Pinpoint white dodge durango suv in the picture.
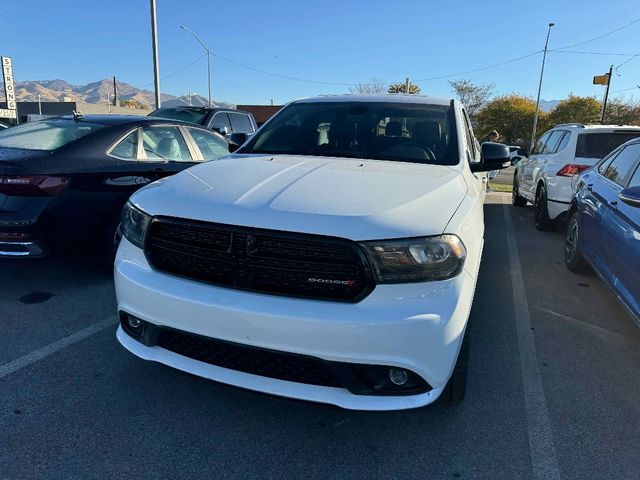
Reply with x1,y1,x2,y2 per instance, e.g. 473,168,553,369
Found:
513,124,640,230
114,95,510,411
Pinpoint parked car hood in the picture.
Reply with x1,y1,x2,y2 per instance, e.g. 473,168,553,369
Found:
132,155,468,240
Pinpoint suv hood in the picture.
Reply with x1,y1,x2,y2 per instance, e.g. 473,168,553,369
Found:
132,155,467,240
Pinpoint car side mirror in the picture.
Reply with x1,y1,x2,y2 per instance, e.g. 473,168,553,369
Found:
228,132,248,153
213,126,229,136
511,156,522,166
619,186,640,208
470,142,511,172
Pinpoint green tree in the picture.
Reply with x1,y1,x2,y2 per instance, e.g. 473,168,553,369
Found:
603,98,640,125
476,94,545,145
388,81,421,94
449,79,494,119
548,95,601,125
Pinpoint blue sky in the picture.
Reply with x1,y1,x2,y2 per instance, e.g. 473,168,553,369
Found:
2,0,639,105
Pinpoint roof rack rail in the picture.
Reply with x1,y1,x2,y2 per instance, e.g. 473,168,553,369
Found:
554,123,585,128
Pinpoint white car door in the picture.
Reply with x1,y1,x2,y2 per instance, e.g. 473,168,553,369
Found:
522,131,553,201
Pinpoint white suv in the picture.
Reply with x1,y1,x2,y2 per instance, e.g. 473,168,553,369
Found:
512,124,640,230
114,95,510,411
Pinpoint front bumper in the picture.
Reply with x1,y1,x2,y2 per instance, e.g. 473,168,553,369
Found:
0,240,45,257
114,238,477,411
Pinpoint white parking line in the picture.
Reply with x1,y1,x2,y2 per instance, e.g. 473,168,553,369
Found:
503,203,561,480
0,316,117,380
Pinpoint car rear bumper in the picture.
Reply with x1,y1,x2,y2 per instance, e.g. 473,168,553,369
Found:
114,238,477,411
547,197,570,221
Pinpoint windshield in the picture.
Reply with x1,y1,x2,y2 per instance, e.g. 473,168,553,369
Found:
240,101,459,166
0,119,107,151
576,132,640,159
149,107,209,125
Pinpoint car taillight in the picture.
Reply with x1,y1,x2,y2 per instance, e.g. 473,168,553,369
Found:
556,164,590,177
0,175,70,196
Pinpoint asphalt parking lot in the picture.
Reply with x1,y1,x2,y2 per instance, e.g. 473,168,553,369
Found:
1,193,639,480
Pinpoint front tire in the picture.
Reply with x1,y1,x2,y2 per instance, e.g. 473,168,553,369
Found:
534,184,556,231
565,211,590,273
512,175,527,207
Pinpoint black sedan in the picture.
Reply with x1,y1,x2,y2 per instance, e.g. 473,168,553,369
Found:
0,114,229,258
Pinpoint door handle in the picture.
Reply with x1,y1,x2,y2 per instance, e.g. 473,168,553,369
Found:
610,200,618,208
587,183,593,191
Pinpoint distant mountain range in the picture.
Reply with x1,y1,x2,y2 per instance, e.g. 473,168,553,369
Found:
539,100,561,112
0,78,233,108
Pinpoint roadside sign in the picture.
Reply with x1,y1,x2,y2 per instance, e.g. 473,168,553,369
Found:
593,74,609,85
1,56,17,119
0,108,16,118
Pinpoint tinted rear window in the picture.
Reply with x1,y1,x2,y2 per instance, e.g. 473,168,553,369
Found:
150,107,208,125
0,119,106,151
576,132,640,159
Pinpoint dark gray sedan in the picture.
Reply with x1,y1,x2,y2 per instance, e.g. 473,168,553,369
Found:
0,114,229,258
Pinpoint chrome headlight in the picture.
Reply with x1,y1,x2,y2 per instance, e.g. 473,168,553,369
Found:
361,234,466,283
121,201,152,249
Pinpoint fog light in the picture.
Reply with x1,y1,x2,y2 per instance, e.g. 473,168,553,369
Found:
388,368,408,386
128,316,142,329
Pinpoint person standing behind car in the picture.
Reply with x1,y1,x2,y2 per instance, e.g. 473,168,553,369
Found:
479,130,500,189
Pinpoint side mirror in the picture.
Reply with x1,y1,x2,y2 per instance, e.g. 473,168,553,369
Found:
213,126,229,136
619,186,640,208
510,156,522,166
228,132,248,153
470,142,511,172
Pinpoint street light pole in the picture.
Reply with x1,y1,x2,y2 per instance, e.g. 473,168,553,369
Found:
530,22,555,153
150,0,161,109
180,25,212,106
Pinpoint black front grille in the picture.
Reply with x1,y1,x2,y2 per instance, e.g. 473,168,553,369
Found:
145,218,373,301
156,328,341,387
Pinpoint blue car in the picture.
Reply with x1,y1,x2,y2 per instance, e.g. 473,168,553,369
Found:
566,137,640,324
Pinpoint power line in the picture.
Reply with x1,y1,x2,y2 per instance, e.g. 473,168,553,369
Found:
611,85,640,94
554,17,640,50
139,53,207,90
615,52,640,72
413,50,542,82
551,49,639,56
212,49,545,86
211,52,356,86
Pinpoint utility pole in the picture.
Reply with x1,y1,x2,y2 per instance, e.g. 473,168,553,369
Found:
150,0,161,108
113,76,118,107
600,65,613,124
37,93,42,115
530,22,555,153
405,77,410,94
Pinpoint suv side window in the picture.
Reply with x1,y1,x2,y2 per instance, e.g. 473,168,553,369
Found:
209,112,231,132
109,131,138,160
598,149,620,174
555,131,570,152
229,113,255,134
541,130,564,154
141,126,193,161
628,162,640,187
603,143,640,185
532,131,552,154
187,128,229,161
